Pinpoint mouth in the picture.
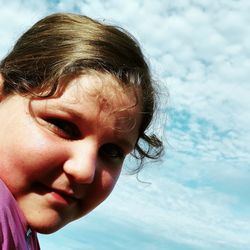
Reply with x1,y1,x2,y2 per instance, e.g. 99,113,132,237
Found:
51,189,77,205
36,183,78,206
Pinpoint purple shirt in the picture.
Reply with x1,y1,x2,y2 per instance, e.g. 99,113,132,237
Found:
0,179,40,250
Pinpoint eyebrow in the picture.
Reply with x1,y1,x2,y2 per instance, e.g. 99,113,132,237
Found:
58,105,88,120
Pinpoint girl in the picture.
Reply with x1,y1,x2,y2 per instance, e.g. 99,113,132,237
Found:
0,13,163,249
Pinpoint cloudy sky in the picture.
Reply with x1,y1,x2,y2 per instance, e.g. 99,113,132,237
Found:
0,0,249,249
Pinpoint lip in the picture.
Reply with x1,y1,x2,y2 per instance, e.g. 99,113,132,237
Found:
50,189,76,205
37,184,78,206
49,190,76,205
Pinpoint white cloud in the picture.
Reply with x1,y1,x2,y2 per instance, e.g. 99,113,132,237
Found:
0,0,49,58
1,0,250,249
92,172,250,249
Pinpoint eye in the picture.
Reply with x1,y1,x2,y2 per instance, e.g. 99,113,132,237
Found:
44,118,81,140
99,143,125,162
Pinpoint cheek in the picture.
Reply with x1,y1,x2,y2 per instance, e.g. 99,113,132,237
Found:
0,126,62,192
100,168,121,194
93,167,121,203
82,168,121,214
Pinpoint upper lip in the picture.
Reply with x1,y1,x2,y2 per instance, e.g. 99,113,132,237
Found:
39,181,86,201
53,188,79,201
41,183,80,201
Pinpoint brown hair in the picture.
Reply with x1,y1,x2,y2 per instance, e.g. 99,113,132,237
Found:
0,13,163,172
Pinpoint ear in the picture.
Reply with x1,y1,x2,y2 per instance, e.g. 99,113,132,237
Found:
0,73,5,101
0,73,3,83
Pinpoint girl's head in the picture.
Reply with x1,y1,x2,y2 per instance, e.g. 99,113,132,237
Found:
0,13,163,233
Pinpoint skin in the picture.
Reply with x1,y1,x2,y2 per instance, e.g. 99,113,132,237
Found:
0,72,141,234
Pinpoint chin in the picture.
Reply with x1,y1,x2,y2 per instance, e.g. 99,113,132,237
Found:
25,211,72,234
29,219,68,234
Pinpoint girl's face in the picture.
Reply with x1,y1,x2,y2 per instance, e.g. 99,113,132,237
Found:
0,72,141,233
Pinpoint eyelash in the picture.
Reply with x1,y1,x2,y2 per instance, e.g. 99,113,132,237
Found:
44,118,81,140
99,144,125,162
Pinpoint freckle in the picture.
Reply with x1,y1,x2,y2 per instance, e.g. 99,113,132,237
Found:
100,98,111,112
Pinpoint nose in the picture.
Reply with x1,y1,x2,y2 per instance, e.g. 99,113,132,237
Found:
63,138,98,184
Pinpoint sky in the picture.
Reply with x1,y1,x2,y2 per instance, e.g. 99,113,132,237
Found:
0,0,249,249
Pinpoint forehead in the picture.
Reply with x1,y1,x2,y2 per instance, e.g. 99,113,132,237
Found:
62,72,140,109
49,72,142,134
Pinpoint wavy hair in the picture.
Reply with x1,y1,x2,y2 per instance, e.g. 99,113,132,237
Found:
0,13,163,172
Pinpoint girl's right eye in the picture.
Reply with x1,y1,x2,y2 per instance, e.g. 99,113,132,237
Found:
44,118,81,140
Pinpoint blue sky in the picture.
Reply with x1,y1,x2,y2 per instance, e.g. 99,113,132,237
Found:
0,0,250,249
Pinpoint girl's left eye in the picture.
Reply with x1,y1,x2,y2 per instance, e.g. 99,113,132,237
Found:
99,143,125,162
45,118,81,140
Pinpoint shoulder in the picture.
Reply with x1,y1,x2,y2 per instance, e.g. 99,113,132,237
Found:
0,178,25,228
0,179,40,250
0,179,26,249
0,179,14,211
